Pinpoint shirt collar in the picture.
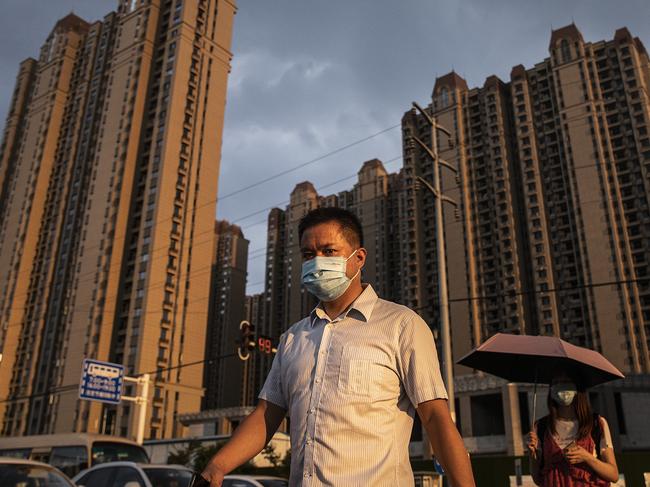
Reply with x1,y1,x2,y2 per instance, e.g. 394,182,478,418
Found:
310,284,378,326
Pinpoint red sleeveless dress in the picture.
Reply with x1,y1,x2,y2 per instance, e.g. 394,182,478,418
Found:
540,428,610,486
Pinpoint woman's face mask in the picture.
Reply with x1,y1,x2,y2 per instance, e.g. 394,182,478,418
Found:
301,249,360,302
551,382,578,406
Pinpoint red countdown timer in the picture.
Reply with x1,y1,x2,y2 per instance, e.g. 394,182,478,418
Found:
257,335,276,354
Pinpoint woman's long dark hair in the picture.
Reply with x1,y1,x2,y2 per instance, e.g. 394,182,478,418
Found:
547,389,593,439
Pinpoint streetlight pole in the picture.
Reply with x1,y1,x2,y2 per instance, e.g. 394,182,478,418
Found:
411,101,457,424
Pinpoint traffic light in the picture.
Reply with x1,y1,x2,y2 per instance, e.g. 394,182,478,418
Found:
237,320,256,361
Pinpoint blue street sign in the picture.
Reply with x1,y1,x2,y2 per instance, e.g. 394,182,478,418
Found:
79,358,124,404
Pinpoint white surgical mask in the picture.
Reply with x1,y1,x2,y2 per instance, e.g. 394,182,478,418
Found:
301,250,360,302
551,383,578,406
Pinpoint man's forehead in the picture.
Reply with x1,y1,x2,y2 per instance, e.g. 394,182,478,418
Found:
301,240,340,250
301,224,348,244
302,222,343,237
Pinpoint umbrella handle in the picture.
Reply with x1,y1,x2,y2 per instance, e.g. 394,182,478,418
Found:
531,367,538,431
531,381,537,431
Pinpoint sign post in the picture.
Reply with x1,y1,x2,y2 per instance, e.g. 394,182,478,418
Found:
121,373,150,445
79,359,150,444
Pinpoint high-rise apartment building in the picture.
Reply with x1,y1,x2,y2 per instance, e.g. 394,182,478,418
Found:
403,24,650,375
0,0,236,439
204,221,248,410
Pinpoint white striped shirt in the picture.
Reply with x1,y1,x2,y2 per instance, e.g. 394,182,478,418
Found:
259,285,448,486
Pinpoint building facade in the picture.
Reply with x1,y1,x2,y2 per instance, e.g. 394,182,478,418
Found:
404,24,650,458
425,25,650,375
203,221,249,411
0,0,236,440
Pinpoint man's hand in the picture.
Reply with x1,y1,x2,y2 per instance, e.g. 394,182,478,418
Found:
200,463,225,487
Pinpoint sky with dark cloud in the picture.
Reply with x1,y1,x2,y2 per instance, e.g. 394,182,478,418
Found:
1,1,649,294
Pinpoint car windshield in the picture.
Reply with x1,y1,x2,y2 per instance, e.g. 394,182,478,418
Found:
142,467,193,487
91,442,149,465
257,481,289,487
0,464,72,487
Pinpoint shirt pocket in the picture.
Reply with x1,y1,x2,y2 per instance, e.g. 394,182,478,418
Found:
338,344,393,399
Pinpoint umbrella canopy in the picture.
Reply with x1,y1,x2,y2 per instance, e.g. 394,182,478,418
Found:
457,333,625,388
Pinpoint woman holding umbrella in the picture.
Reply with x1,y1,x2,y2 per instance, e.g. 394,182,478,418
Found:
458,333,625,486
526,372,619,486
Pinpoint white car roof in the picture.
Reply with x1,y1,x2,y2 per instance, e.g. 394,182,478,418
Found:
0,457,58,468
139,464,192,469
73,461,192,480
225,475,288,480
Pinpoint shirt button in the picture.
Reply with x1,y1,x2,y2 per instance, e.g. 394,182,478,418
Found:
310,407,315,413
304,473,310,478
315,378,321,383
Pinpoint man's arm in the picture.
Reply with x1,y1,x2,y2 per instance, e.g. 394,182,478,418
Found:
201,399,287,486
418,398,475,487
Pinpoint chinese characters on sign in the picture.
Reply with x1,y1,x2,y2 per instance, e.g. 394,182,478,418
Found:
79,358,124,404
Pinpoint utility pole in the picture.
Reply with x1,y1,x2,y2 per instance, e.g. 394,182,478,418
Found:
410,101,458,424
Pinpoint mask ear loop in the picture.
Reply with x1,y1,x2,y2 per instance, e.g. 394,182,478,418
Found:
346,249,362,282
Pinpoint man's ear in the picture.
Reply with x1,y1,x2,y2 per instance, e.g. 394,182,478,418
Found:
356,247,367,267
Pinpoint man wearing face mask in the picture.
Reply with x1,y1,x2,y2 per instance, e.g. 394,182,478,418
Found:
526,373,619,486
200,207,475,486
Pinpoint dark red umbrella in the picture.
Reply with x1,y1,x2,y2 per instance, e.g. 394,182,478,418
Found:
457,333,625,425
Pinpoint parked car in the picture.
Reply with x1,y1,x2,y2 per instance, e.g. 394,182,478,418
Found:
222,475,289,487
0,432,149,478
0,457,75,487
73,461,193,487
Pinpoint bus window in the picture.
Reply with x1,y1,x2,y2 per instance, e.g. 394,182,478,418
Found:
50,445,88,478
30,450,51,464
91,442,148,465
0,449,31,459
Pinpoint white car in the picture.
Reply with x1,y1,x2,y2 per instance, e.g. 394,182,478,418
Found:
0,457,75,487
73,461,193,487
222,475,289,487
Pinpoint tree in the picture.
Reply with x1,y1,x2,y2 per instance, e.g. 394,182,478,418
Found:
167,440,201,468
192,443,223,472
261,444,281,468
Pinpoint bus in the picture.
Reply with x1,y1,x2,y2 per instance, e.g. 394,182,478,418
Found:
0,433,148,478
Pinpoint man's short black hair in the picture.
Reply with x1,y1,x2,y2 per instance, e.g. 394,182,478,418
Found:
298,207,364,248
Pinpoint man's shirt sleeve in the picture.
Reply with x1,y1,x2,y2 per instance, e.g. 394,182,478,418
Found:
397,312,448,406
258,332,288,409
